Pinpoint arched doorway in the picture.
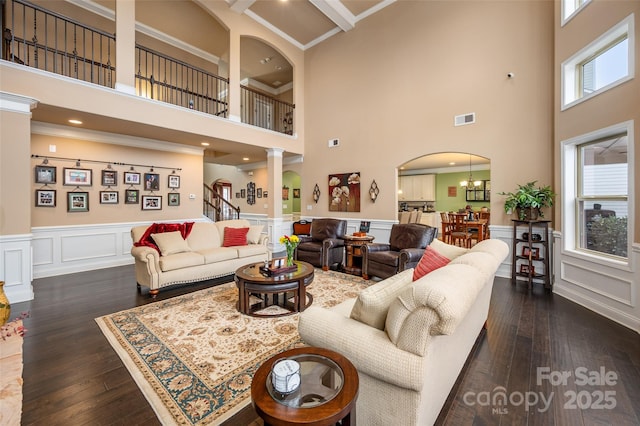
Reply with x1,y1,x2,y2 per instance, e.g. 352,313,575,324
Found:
398,152,490,234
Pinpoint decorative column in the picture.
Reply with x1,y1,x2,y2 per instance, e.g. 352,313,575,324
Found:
0,92,37,303
266,148,285,252
114,0,136,94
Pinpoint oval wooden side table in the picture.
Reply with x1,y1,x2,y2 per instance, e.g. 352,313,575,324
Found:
251,346,359,426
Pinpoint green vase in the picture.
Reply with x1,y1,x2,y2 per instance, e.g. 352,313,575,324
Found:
0,281,10,326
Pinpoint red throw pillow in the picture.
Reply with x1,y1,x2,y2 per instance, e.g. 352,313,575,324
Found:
223,227,249,247
134,222,195,252
413,246,451,281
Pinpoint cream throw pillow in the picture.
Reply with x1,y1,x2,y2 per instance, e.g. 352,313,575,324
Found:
151,231,191,256
430,238,469,260
246,225,264,244
350,269,414,330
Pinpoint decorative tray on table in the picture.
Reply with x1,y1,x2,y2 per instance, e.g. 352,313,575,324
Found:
259,259,297,276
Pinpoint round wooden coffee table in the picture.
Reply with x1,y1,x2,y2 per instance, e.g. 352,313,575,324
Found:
251,346,359,426
235,261,314,317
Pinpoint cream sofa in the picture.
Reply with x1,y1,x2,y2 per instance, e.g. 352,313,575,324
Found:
131,219,269,297
298,238,509,425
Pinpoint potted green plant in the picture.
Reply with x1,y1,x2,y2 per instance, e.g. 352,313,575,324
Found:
500,181,555,220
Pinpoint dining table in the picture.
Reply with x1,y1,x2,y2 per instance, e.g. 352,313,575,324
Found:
442,213,488,245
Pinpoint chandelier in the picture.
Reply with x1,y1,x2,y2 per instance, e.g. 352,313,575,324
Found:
460,154,482,188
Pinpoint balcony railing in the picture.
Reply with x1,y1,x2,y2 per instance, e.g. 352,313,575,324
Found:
1,0,115,87
2,0,293,133
241,85,295,135
135,45,228,117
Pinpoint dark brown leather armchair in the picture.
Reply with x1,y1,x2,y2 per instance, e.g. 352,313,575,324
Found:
362,223,438,280
294,218,347,270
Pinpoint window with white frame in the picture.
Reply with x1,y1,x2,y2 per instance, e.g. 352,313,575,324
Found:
577,134,628,259
562,14,634,109
562,0,590,24
563,123,632,262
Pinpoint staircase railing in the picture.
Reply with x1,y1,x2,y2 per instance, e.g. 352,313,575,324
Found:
203,183,240,222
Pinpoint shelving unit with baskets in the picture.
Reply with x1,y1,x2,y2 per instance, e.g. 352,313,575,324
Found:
511,219,551,290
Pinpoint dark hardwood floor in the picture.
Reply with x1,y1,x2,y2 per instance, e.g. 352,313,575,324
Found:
10,265,640,426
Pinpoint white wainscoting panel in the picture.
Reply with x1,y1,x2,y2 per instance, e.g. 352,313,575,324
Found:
0,233,33,303
554,231,639,333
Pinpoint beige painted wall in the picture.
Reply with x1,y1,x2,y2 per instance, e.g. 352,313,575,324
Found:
302,0,555,227
0,108,32,235
31,135,203,226
554,0,639,241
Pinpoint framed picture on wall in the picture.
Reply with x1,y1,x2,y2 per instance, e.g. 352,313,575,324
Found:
101,170,118,186
293,188,300,198
168,175,180,189
63,168,92,186
141,195,162,210
125,189,139,204
100,191,119,204
67,192,89,212
168,193,180,206
35,165,57,184
143,173,160,191
124,171,141,185
257,188,263,198
35,189,56,207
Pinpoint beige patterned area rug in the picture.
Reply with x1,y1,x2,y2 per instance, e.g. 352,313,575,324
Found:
96,270,370,425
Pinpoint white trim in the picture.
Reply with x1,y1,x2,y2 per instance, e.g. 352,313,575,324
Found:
561,0,592,27
0,92,38,113
309,0,356,32
244,10,306,51
560,120,634,266
31,122,205,156
240,78,293,97
561,13,635,110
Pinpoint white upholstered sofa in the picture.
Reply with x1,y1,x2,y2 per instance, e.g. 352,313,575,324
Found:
131,219,269,297
298,238,509,425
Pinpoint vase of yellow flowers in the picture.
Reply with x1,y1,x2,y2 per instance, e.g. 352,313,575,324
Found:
279,234,300,266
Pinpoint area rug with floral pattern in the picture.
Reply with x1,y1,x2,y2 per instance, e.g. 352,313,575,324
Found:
95,269,370,425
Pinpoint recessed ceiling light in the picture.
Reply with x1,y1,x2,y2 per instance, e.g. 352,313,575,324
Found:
243,157,249,161
259,57,272,65
449,162,456,166
201,142,210,146
273,81,282,86
275,65,282,71
68,119,82,125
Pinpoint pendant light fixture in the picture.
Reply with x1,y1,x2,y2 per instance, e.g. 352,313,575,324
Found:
460,154,482,188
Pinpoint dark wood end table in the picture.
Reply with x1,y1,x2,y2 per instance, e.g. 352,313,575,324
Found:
251,346,359,426
341,234,375,276
235,261,314,317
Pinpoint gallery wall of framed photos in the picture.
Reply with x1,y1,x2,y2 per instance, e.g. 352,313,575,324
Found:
31,134,203,227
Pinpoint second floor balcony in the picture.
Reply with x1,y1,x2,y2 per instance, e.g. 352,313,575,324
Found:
1,0,295,136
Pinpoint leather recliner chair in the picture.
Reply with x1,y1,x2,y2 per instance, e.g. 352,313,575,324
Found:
294,218,347,270
362,223,438,280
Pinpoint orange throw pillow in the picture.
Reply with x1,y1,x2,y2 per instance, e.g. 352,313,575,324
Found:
223,227,249,247
413,246,451,281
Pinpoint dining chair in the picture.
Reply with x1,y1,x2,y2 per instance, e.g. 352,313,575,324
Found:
439,212,451,244
408,209,418,224
479,211,490,239
450,213,473,248
399,211,411,224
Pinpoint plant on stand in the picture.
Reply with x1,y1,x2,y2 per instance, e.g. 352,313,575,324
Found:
279,234,300,266
500,181,556,220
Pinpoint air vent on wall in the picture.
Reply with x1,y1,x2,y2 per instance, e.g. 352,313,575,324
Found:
454,112,476,126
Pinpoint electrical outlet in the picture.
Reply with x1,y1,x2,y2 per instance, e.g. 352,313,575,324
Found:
328,138,339,147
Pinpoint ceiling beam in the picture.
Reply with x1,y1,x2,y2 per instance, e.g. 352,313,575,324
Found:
309,0,355,32
229,0,256,14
